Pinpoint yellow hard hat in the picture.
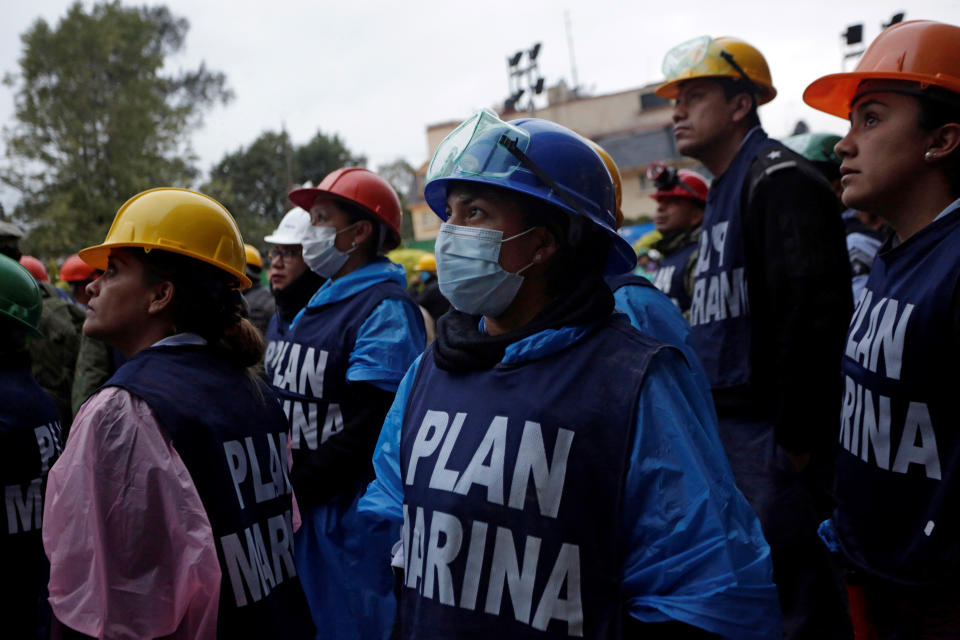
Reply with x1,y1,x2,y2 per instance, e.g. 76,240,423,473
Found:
244,243,263,269
804,20,960,119
79,188,252,289
656,36,777,105
415,253,436,272
587,140,624,229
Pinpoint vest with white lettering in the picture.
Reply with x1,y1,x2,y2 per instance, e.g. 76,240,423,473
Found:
269,281,412,468
834,208,960,585
652,240,697,312
688,130,778,389
264,311,291,382
398,318,666,638
106,345,314,638
0,363,62,635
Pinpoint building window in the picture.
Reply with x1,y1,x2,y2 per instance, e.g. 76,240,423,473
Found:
640,92,670,111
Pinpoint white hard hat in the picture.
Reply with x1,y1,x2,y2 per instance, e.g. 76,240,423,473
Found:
264,207,311,244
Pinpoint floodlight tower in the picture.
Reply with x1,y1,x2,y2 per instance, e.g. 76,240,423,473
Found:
842,11,905,70
504,43,546,116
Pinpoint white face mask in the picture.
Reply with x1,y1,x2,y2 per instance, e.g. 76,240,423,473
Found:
435,222,535,317
301,224,356,278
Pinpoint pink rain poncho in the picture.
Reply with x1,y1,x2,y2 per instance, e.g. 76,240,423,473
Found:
43,387,221,639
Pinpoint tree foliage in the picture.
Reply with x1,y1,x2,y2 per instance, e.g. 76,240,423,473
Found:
2,1,232,255
376,158,418,242
202,129,365,246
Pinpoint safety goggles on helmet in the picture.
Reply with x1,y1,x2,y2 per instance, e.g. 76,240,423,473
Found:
663,36,759,97
427,109,591,221
427,109,531,182
647,164,701,199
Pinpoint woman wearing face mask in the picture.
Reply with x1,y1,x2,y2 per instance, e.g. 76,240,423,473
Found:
262,206,326,380
42,188,314,639
360,112,781,638
270,167,426,638
804,20,960,637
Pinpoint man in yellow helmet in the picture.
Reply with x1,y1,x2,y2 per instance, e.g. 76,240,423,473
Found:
658,36,854,638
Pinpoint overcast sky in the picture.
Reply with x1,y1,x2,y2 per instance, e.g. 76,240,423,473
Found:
3,0,960,210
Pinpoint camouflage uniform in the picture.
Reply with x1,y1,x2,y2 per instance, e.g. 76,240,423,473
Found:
28,281,84,435
243,279,276,336
71,333,118,415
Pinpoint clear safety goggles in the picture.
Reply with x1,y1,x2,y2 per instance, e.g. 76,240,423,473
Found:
426,109,532,182
427,108,591,219
662,35,756,90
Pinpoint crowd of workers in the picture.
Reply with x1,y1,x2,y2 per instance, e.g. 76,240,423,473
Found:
1,19,958,640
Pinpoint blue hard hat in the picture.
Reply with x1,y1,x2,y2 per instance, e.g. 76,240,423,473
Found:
424,112,637,274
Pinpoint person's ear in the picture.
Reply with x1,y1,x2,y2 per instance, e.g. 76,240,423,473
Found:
529,227,559,267
350,220,374,249
729,92,754,124
926,122,960,161
147,280,175,316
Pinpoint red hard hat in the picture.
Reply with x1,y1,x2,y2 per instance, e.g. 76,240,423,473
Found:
19,255,49,282
651,169,709,204
288,168,403,251
59,254,97,283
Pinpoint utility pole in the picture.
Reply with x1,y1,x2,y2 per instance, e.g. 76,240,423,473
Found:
565,10,580,98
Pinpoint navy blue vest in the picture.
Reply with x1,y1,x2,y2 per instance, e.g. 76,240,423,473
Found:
689,129,777,389
0,364,62,635
398,319,666,638
107,346,314,638
834,208,960,585
264,311,291,383
268,281,412,470
652,241,698,312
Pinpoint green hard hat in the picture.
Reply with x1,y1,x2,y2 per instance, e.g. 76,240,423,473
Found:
0,253,43,336
782,133,842,166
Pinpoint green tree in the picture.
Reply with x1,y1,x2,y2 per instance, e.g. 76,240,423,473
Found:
377,158,418,243
202,130,296,245
296,131,365,186
203,128,366,247
2,1,232,255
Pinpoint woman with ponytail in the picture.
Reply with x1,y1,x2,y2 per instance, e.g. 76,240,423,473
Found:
43,188,314,639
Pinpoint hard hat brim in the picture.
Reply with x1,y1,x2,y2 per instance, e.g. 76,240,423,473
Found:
655,75,777,105
263,232,303,245
288,187,402,251
804,71,960,119
79,242,253,290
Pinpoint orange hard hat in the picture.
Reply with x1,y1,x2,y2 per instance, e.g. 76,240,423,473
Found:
288,168,403,251
804,20,960,118
19,255,48,282
59,254,97,283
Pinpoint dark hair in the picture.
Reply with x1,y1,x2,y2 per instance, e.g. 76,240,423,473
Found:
0,244,21,262
338,200,384,260
916,89,960,197
134,249,265,371
516,193,610,298
718,77,761,130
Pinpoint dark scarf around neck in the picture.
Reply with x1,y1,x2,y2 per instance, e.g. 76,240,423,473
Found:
433,277,614,373
273,269,326,321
